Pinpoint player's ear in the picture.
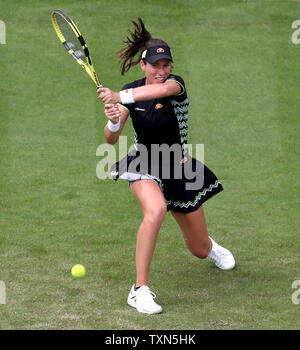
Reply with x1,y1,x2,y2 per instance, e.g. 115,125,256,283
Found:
140,59,146,72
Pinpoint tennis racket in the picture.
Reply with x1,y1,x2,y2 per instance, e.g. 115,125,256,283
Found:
51,9,102,88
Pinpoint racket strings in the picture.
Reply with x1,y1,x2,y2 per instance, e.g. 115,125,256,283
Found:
54,13,85,61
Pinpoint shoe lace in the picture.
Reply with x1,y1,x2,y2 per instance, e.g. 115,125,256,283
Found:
139,287,157,301
215,246,227,258
210,245,228,263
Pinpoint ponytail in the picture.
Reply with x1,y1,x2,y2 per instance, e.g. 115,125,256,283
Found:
118,18,152,75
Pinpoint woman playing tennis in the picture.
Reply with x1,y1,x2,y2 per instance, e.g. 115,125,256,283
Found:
98,18,235,314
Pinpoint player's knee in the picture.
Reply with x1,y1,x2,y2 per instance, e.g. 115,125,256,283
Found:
144,204,167,226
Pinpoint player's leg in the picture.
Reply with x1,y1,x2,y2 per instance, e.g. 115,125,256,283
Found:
171,206,235,270
171,205,212,258
130,179,167,287
127,179,165,314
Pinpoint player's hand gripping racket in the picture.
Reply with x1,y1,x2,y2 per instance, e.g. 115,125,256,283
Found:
51,9,103,88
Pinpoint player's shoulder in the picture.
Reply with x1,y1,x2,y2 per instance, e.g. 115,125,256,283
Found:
166,74,185,86
122,77,146,90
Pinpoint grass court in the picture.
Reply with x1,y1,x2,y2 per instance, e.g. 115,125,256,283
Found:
0,0,299,330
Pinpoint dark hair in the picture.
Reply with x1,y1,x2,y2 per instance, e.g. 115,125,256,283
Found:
118,18,170,75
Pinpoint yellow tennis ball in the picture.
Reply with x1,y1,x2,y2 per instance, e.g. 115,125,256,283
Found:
71,264,86,278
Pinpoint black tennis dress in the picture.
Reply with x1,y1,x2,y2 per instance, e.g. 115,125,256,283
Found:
110,74,223,214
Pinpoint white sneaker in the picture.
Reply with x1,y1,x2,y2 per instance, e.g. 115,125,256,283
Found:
127,285,163,314
208,237,236,270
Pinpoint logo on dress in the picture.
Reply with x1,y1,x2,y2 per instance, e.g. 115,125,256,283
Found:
155,103,163,109
156,48,165,53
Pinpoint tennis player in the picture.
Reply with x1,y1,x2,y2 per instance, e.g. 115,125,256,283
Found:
97,18,235,314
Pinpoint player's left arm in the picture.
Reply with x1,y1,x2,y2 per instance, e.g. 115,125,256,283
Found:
130,80,181,101
97,80,181,104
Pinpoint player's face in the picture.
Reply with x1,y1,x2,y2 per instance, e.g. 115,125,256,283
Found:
141,59,172,84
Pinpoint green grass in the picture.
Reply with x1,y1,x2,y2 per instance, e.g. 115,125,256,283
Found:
0,0,300,330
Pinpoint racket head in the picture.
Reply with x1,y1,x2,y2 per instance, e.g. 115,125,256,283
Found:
51,9,102,87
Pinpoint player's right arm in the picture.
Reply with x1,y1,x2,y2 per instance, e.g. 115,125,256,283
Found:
104,104,129,145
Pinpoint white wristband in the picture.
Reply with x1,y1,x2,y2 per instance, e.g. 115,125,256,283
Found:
107,118,121,132
120,88,135,104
